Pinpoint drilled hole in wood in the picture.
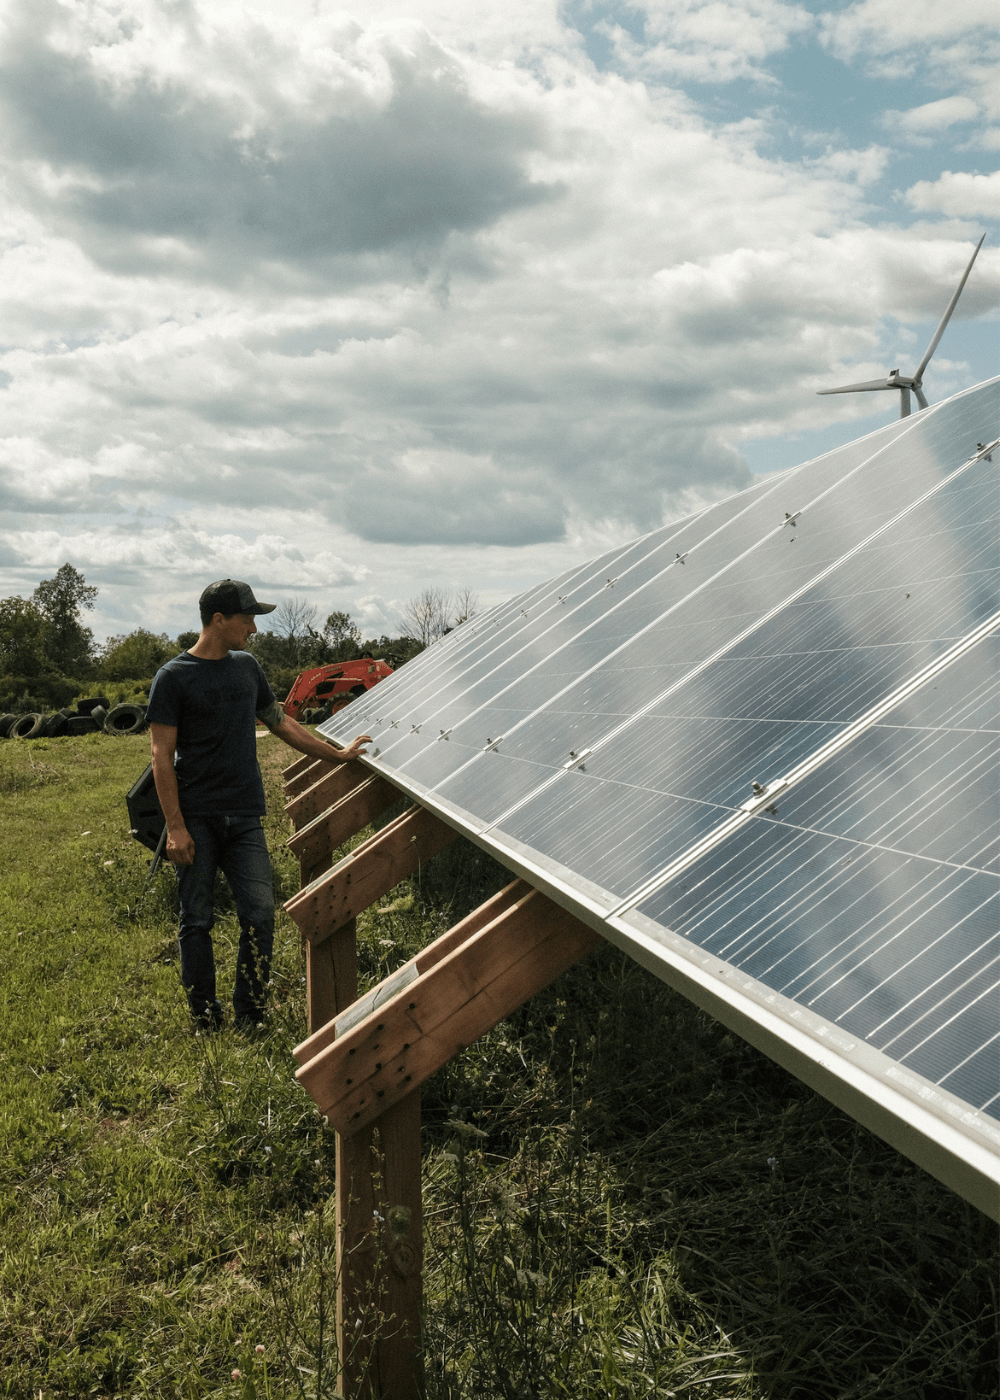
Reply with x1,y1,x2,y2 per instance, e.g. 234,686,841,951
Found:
346,1078,353,1085
375,1063,382,1071
403,1043,410,1050
408,1003,416,1010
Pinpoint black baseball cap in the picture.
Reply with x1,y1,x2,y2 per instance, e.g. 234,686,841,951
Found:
199,579,276,616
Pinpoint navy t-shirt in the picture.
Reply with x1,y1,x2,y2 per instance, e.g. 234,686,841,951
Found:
146,650,276,816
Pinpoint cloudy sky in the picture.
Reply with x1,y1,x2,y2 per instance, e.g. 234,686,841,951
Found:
0,0,996,643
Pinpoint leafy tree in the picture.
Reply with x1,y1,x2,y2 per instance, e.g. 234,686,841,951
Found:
362,634,424,668
176,631,199,651
100,629,178,680
323,610,362,661
32,564,97,675
0,597,50,677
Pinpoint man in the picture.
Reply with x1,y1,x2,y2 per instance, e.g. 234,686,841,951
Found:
147,579,370,1031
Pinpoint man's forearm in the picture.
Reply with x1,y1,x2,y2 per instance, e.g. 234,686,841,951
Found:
151,749,186,831
273,714,347,760
272,714,370,762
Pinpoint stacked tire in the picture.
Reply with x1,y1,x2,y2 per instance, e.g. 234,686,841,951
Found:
104,703,147,736
0,697,148,739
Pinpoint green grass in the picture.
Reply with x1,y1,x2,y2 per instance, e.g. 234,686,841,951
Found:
0,732,996,1399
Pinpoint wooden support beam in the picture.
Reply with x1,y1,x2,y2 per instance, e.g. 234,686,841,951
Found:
286,758,370,831
283,752,318,783
305,919,358,1035
296,880,529,1065
300,873,421,1399
284,754,337,797
337,1096,423,1400
286,775,400,876
297,887,601,1136
286,803,458,946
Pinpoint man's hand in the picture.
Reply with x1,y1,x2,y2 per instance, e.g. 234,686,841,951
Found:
166,826,196,865
337,734,372,762
271,713,372,763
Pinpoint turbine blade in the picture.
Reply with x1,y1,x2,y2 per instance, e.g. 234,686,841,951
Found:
913,233,986,385
914,385,929,411
817,379,897,395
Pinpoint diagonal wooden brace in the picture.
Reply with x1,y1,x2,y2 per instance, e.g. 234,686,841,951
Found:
284,753,338,798
295,886,601,1136
287,774,400,875
283,753,318,783
295,879,530,1065
285,758,370,831
286,803,458,945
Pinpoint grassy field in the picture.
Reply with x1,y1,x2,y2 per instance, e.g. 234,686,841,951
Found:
0,731,996,1399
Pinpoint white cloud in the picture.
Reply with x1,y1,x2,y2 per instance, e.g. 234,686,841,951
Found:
820,0,999,122
0,2,554,283
905,170,1000,219
819,0,996,60
0,0,997,641
595,0,813,84
882,96,980,144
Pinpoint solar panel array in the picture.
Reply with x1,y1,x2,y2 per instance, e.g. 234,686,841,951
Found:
321,378,1000,1211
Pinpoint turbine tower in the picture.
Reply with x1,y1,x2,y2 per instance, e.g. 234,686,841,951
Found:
818,233,986,418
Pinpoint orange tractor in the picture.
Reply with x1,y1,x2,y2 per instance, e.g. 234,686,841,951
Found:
281,658,393,723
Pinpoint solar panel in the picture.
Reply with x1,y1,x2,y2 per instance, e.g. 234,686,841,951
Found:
321,378,1000,1214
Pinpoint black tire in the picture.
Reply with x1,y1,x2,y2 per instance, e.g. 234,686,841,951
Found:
77,696,111,716
0,713,18,738
44,712,70,737
90,705,108,729
10,712,45,739
67,715,99,736
104,703,147,736
349,685,366,697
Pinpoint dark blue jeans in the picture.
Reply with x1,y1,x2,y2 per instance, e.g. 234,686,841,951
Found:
174,815,274,1025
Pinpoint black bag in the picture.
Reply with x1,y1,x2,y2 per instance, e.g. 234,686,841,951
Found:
126,764,165,853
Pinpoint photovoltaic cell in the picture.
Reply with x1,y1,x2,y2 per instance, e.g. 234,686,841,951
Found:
320,378,1000,1195
630,821,999,1115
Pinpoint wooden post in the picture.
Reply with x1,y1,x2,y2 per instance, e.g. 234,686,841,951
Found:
305,919,357,1035
286,758,425,1400
283,756,598,1400
337,1094,422,1400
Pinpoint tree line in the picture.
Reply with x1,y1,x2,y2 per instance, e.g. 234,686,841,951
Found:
0,567,478,711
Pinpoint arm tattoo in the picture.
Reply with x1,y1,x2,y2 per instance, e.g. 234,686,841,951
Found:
257,700,286,733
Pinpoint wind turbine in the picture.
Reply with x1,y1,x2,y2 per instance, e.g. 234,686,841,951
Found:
818,233,986,418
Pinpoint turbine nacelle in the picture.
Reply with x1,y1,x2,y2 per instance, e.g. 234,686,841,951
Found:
818,234,985,418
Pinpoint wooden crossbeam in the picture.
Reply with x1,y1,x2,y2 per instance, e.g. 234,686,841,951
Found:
284,753,337,797
285,804,458,946
296,880,530,1064
286,775,400,876
296,887,601,1136
283,753,318,783
285,758,369,831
